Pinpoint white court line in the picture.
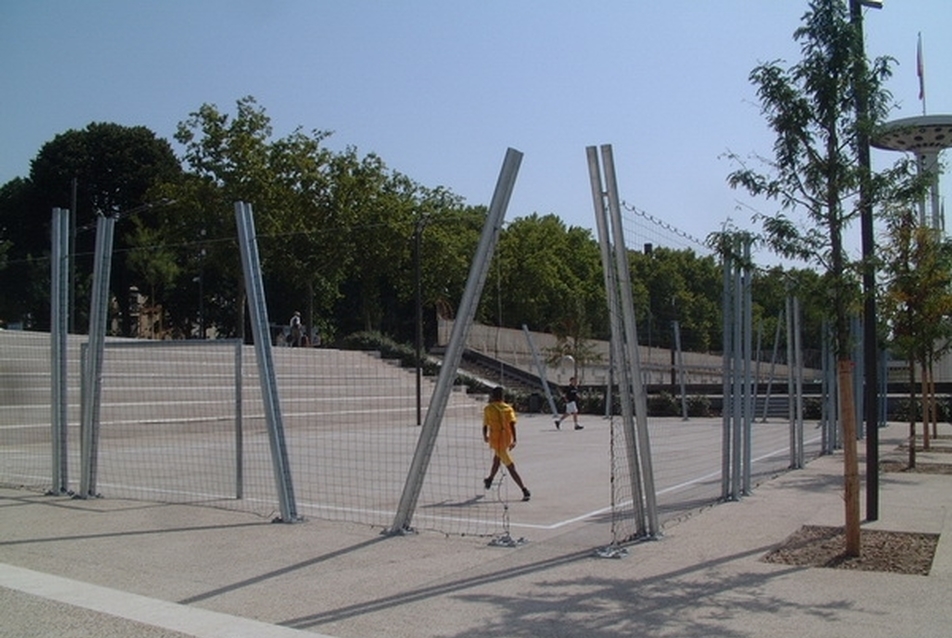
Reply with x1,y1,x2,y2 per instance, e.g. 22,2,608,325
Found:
0,402,472,429
3,435,823,535
0,563,332,638
329,436,798,533
490,433,825,532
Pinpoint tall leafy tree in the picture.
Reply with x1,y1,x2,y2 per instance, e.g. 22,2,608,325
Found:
264,125,338,337
163,96,343,339
630,247,722,353
158,98,267,339
331,151,415,334
0,177,34,325
473,213,607,377
164,96,468,343
727,0,907,556
357,179,481,341
751,266,826,367
387,188,478,345
482,213,604,339
0,123,180,332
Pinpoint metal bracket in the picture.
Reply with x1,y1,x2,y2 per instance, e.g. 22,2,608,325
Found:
489,532,529,548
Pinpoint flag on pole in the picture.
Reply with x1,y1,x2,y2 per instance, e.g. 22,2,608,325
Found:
917,32,925,103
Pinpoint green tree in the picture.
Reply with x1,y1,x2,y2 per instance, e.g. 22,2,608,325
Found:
0,123,180,332
125,221,182,334
881,208,952,464
165,96,476,345
727,0,905,556
415,203,485,341
163,96,346,339
0,177,35,325
393,190,479,346
630,247,722,353
331,151,416,334
264,125,338,339
752,266,826,365
483,213,604,337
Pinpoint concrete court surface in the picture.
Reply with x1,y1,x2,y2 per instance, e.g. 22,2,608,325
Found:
1,421,951,638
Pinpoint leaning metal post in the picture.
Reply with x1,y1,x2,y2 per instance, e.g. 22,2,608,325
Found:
523,325,559,417
389,148,522,535
235,202,298,522
50,208,70,494
588,145,646,543
78,213,115,498
721,243,733,499
600,144,659,538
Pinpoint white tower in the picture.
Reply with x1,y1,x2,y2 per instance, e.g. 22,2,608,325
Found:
872,115,952,232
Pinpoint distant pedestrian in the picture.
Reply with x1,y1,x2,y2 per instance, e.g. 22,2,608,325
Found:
483,386,531,501
555,376,583,430
289,311,303,347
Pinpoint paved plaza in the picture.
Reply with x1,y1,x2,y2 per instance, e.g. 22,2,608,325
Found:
2,422,951,638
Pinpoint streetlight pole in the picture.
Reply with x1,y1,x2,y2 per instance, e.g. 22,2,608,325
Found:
414,214,428,426
69,177,77,334
850,0,881,521
197,261,204,338
199,229,206,338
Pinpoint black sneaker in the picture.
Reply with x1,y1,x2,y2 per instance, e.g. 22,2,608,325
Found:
554,419,561,430
522,489,531,502
574,424,584,430
484,477,493,490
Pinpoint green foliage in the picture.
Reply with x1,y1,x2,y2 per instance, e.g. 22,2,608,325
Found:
561,388,711,418
687,395,713,418
803,397,822,421
629,246,722,352
891,396,952,423
481,213,606,338
752,266,826,353
0,123,181,332
881,209,952,368
725,2,916,552
648,392,680,417
126,221,182,307
0,91,873,365
339,331,438,376
725,0,904,360
879,204,952,424
166,96,339,338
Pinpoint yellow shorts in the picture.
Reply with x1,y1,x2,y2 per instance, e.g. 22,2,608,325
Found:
492,445,514,466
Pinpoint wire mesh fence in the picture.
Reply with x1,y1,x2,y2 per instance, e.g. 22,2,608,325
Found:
0,330,82,493
1,328,823,544
0,331,499,534
1,155,839,553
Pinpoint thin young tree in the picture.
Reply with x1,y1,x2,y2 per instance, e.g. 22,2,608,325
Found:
881,208,952,465
726,0,899,557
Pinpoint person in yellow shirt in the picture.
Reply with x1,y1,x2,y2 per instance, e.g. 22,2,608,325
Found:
483,386,531,501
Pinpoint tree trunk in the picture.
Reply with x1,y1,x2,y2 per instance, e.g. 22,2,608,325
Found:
921,361,931,450
307,281,315,347
929,360,938,441
908,361,917,469
838,358,861,557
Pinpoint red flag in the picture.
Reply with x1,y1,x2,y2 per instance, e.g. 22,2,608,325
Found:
917,33,925,102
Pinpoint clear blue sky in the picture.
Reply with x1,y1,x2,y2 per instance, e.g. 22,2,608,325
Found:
2,1,949,260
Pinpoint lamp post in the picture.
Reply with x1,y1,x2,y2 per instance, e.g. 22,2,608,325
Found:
198,229,206,338
193,230,206,339
849,0,881,521
414,214,429,426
